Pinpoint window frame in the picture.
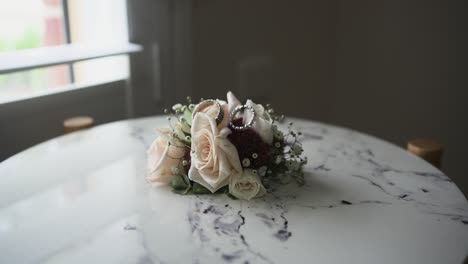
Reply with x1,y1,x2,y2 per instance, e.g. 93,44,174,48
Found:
62,0,75,83
0,0,142,105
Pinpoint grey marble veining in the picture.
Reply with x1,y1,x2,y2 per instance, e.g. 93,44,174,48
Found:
0,116,467,264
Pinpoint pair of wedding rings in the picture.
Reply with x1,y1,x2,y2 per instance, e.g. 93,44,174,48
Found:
192,100,256,131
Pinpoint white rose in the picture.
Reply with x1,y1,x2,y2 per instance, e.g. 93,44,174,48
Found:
188,112,243,192
147,128,186,185
229,169,267,200
227,91,241,113
244,100,273,144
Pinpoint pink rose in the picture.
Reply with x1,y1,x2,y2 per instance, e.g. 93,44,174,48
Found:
188,112,243,192
147,128,186,185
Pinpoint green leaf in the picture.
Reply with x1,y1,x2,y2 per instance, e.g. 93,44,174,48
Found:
227,193,239,200
192,183,212,194
215,185,229,194
172,187,191,195
171,177,188,190
183,108,193,126
180,173,192,188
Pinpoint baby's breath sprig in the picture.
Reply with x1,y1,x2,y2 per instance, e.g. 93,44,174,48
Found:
163,98,195,149
164,97,209,195
262,120,307,187
265,104,285,124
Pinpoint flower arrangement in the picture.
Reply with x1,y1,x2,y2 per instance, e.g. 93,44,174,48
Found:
146,92,307,200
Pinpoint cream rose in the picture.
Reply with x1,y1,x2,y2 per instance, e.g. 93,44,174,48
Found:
244,100,273,144
147,128,186,185
229,169,266,200
188,112,242,192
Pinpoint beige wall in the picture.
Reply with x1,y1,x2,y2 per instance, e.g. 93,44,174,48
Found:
191,0,468,195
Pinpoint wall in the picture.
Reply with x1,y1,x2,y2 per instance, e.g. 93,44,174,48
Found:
191,0,468,194
127,0,193,116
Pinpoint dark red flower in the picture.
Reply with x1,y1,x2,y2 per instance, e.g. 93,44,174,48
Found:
228,118,270,169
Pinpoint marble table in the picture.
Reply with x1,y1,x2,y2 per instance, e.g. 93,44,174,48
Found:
1,116,467,264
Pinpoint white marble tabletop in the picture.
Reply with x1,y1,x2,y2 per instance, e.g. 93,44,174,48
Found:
0,116,467,264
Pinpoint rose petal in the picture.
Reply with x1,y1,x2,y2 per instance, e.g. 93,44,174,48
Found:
227,91,241,113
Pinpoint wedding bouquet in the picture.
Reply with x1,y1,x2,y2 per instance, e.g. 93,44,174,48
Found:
146,92,306,200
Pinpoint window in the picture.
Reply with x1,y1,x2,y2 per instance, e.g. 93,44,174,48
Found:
0,0,131,103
